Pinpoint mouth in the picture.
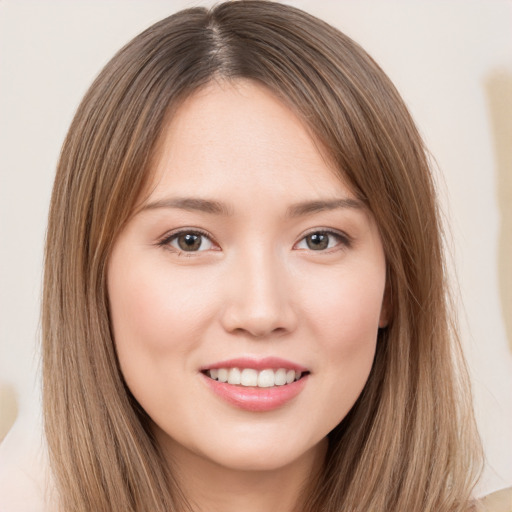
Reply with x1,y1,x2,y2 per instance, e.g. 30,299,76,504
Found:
200,358,310,412
202,367,309,388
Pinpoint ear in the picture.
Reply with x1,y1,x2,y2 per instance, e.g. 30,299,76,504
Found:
378,276,392,328
378,306,389,328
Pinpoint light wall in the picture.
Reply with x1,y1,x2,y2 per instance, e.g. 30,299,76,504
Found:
0,0,511,497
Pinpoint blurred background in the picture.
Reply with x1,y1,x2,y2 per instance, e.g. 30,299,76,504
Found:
1,0,511,496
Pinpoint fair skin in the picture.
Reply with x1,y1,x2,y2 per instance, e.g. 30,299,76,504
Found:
108,80,387,512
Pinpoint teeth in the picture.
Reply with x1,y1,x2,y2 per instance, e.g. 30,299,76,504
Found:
207,367,305,387
227,368,241,385
241,368,258,386
258,369,274,388
274,368,287,386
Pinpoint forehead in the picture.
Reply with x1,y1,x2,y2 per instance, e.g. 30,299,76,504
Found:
145,79,354,206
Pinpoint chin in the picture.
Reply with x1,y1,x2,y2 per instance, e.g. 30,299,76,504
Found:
195,434,327,474
211,450,300,472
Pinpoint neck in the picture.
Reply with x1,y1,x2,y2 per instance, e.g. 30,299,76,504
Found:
156,432,327,512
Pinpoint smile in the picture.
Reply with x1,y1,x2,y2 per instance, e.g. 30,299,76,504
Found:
201,357,310,412
204,368,304,388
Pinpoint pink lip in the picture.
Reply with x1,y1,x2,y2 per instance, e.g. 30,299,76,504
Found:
200,357,308,373
199,357,310,412
201,373,309,412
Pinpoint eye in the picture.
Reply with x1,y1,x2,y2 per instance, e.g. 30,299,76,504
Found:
160,230,215,253
295,230,348,251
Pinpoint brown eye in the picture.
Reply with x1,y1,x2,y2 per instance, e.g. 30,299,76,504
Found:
306,232,329,250
177,233,202,251
295,230,348,251
165,231,214,252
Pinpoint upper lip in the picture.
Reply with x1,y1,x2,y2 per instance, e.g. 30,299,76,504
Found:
200,357,309,373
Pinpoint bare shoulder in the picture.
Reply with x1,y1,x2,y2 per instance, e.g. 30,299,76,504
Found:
479,487,512,512
0,418,56,512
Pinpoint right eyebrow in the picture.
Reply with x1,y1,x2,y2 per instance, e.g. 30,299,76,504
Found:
141,197,234,216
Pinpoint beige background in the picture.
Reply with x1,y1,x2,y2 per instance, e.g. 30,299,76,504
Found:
0,0,511,497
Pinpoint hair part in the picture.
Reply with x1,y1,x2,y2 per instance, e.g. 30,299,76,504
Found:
43,2,482,511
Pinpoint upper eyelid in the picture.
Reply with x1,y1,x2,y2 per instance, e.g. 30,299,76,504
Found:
296,228,351,244
158,228,218,247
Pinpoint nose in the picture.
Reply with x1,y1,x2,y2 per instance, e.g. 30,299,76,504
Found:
220,249,298,338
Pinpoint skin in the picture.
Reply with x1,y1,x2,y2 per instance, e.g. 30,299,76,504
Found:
108,80,388,512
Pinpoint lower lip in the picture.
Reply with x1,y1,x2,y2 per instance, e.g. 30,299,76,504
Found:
201,373,308,412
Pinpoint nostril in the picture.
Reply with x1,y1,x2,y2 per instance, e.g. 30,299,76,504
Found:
220,278,298,337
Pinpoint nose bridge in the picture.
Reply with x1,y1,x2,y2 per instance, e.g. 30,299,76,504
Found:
221,243,296,337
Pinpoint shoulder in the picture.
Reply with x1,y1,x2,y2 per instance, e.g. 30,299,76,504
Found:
479,487,512,512
0,418,56,512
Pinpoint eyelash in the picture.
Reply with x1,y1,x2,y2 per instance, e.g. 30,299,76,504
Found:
157,228,352,256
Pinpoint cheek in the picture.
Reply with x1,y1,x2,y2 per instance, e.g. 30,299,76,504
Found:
299,261,385,412
107,256,222,422
107,255,222,386
303,261,385,346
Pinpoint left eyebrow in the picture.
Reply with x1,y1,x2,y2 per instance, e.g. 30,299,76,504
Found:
285,198,365,218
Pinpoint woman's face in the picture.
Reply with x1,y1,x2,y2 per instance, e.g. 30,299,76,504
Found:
108,80,387,473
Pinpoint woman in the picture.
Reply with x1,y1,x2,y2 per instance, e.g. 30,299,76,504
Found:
35,1,492,511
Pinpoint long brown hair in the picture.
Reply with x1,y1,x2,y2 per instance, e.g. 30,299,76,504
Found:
42,2,482,510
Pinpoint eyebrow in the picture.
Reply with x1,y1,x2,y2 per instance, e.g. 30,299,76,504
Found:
143,197,233,216
285,198,364,217
142,196,364,217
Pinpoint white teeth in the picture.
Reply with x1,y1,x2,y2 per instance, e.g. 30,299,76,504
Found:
274,368,287,386
207,367,305,387
258,369,275,388
241,368,258,386
227,368,241,385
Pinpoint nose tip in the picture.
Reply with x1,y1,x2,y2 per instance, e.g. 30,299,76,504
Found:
221,291,297,338
222,308,290,338
220,258,297,338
